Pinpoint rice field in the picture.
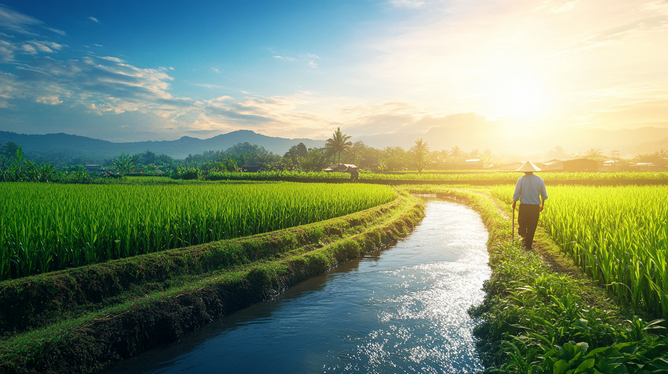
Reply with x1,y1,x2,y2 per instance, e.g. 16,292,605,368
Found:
492,185,668,318
0,182,397,280
205,170,668,182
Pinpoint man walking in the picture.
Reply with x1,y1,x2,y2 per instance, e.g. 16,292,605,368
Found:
512,161,548,250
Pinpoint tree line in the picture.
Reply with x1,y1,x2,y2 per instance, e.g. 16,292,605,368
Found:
4,128,667,180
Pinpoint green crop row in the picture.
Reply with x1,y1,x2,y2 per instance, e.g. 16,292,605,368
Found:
492,185,668,319
203,170,668,181
0,182,397,280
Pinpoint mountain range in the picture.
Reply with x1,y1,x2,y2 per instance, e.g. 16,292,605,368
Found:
2,114,668,163
0,130,324,161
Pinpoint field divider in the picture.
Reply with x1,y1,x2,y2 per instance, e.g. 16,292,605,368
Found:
0,191,424,374
0,194,408,336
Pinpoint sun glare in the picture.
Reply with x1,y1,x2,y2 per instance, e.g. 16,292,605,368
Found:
488,74,547,119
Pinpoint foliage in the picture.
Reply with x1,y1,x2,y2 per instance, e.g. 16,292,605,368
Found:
410,138,430,174
473,243,668,374
325,127,353,165
0,182,397,279
300,148,329,172
0,147,56,182
493,185,668,320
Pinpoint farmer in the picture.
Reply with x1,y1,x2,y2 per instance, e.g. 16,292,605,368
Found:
512,161,548,250
348,166,359,182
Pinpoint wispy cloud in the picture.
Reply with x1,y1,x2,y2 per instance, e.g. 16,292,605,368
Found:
389,0,426,9
0,4,42,36
0,39,16,60
87,16,100,24
193,83,228,89
0,4,65,36
642,0,668,15
538,18,668,64
273,55,296,61
273,53,319,68
100,56,123,63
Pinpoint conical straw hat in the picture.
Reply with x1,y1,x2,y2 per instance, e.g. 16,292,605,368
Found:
516,161,542,172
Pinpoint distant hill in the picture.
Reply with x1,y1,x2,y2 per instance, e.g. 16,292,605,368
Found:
0,130,325,162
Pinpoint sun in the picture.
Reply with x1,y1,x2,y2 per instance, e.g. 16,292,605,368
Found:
487,74,547,119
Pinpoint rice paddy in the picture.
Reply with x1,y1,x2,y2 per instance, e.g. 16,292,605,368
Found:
0,182,397,280
204,170,668,182
492,185,668,318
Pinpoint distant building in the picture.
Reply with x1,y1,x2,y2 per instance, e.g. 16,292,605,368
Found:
497,162,522,171
464,159,483,169
630,162,668,171
538,158,598,172
241,162,264,172
85,165,103,174
324,164,357,172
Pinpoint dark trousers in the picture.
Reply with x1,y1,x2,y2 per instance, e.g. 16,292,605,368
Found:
518,204,540,249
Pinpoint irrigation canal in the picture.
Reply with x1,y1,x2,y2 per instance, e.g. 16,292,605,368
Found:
104,197,491,373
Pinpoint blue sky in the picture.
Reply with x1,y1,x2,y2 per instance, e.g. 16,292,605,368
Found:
0,0,667,143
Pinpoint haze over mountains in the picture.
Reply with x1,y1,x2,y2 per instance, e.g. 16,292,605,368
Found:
0,130,324,161
2,113,668,162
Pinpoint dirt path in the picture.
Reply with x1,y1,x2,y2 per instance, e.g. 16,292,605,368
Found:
473,190,582,277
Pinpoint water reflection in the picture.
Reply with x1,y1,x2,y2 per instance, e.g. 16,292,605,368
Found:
104,200,490,374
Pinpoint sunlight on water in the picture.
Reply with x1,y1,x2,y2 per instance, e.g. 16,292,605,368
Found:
104,199,491,374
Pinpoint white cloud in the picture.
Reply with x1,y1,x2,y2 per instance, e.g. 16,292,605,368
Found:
389,0,426,9
100,56,124,63
193,83,228,89
0,5,66,36
87,16,100,24
273,55,296,61
0,4,42,35
94,43,103,47
642,0,668,15
21,44,37,54
43,27,66,36
212,67,220,73
35,95,63,105
0,39,16,60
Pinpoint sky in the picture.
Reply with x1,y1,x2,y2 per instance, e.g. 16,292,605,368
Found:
0,0,666,144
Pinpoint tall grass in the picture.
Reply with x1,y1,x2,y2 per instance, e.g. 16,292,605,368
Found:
0,182,397,280
492,185,668,318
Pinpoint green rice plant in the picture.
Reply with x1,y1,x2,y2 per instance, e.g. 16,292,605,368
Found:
0,182,397,280
491,185,668,319
205,170,668,182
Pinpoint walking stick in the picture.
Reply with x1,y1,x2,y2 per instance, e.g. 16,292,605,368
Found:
512,206,515,241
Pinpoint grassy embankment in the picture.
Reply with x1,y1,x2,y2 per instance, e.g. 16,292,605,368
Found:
0,189,424,374
399,185,668,373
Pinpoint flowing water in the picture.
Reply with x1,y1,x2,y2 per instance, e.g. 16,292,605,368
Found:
104,198,491,374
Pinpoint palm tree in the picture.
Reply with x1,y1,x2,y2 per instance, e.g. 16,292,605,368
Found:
411,139,430,174
325,127,352,165
584,148,603,158
450,146,463,162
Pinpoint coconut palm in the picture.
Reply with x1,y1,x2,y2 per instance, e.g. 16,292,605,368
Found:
325,127,352,165
450,146,464,162
584,148,603,158
411,139,430,174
